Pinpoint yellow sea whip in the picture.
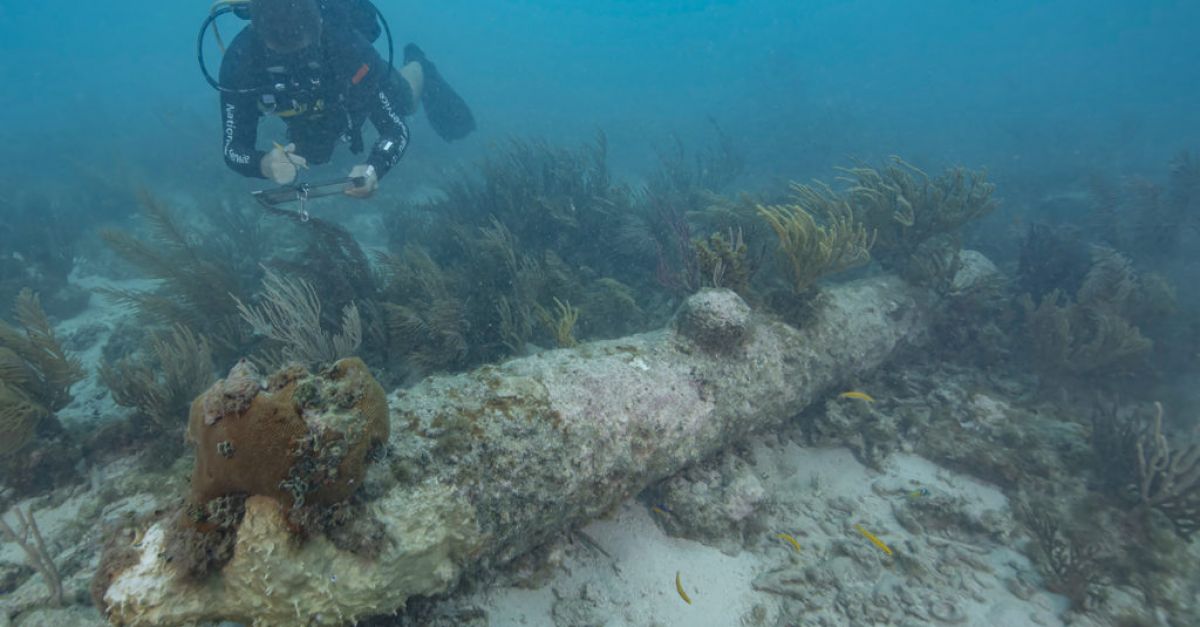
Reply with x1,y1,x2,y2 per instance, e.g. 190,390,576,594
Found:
675,571,692,604
855,524,893,556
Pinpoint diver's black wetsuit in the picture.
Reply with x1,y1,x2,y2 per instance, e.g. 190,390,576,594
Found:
218,21,412,179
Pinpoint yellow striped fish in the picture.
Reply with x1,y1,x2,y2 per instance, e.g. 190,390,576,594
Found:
776,532,802,553
855,524,893,556
838,391,876,403
675,571,692,604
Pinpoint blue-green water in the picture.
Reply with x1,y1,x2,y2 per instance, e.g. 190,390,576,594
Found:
1,1,1199,625
2,1,1197,185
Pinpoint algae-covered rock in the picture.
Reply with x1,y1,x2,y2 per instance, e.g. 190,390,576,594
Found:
952,250,1001,292
655,451,769,553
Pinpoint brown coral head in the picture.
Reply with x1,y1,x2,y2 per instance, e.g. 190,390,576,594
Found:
186,357,389,515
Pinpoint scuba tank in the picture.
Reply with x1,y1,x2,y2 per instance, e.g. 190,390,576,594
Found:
198,0,392,94
323,0,382,44
214,0,381,42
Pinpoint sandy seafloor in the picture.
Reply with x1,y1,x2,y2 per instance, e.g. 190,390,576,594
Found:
467,445,1070,627
0,267,1139,627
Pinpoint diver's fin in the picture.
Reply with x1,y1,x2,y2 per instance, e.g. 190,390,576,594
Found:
405,44,476,142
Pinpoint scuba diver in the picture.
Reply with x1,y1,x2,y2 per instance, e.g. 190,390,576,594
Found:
212,0,475,198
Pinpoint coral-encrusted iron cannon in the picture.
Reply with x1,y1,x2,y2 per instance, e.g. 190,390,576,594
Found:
98,283,929,625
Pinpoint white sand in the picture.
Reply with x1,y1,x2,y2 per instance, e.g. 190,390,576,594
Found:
54,272,159,428
473,442,1068,627
478,501,762,627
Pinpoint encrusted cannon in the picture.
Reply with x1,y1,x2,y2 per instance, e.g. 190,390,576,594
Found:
98,277,929,625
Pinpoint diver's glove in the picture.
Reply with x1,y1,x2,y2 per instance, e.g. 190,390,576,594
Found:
344,164,378,199
404,43,476,142
260,143,307,184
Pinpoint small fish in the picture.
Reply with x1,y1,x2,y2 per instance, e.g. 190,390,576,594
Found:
675,571,692,605
907,488,930,499
776,532,802,553
855,524,893,556
838,391,875,403
651,504,673,518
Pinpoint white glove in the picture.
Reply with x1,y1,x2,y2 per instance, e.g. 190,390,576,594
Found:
345,164,379,198
260,143,307,184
